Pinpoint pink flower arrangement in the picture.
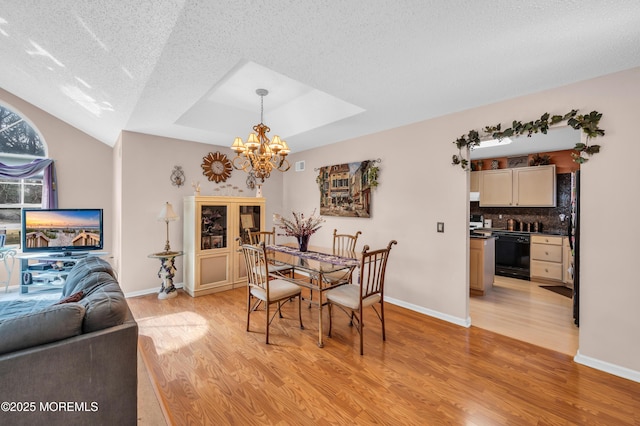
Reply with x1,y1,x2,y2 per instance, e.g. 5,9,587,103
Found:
274,210,325,238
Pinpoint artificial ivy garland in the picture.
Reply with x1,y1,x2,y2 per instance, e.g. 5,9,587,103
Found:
451,110,604,170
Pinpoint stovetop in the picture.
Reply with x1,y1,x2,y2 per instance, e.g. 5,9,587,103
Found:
490,230,531,237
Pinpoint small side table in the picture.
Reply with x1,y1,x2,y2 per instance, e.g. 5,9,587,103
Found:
148,251,184,300
0,247,18,292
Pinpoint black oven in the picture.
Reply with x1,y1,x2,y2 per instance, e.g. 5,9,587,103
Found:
493,231,530,280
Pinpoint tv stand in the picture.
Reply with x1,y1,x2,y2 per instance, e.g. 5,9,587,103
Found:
17,251,108,294
60,251,88,258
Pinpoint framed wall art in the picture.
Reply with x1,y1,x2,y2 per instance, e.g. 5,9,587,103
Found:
316,159,379,218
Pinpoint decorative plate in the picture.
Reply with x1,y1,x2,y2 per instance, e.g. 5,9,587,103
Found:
201,151,232,183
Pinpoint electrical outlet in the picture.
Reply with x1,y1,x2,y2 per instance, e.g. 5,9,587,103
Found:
437,222,444,233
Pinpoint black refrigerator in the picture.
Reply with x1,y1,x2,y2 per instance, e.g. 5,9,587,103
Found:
569,171,580,326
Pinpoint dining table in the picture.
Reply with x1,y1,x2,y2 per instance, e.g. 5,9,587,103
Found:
265,244,359,348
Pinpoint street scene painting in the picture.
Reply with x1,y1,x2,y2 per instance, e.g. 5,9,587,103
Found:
317,160,377,218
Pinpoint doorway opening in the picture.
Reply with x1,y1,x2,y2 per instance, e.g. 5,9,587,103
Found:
467,126,581,354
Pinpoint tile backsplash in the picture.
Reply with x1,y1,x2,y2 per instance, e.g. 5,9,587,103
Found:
471,173,572,235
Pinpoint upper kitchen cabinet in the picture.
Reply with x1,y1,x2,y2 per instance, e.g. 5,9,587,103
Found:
514,165,556,206
480,169,512,205
480,165,556,207
470,171,481,192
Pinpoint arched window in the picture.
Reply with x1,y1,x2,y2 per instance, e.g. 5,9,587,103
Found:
0,104,51,246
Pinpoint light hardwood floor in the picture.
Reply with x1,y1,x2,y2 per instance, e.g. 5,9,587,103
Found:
128,286,639,425
469,275,579,355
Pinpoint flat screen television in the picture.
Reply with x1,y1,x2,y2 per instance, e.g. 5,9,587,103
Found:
21,208,103,255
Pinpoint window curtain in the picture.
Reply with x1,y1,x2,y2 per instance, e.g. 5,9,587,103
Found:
0,159,57,209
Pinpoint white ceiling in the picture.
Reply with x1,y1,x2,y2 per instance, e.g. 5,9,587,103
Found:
1,1,639,153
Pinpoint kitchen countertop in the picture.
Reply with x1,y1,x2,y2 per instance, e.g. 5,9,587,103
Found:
471,227,568,236
470,234,495,239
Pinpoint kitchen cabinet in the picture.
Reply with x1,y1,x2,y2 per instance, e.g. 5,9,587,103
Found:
480,169,512,206
183,196,265,297
563,237,574,287
530,234,563,282
470,237,495,296
470,171,481,192
480,165,556,207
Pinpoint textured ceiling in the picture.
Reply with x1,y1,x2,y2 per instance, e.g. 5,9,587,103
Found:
1,1,639,153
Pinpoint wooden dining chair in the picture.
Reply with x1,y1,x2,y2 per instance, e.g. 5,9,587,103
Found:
248,227,294,277
241,243,304,344
326,240,397,355
333,229,362,256
304,229,363,308
321,229,362,285
248,227,278,246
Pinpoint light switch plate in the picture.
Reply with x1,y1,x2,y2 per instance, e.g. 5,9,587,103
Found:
437,222,444,233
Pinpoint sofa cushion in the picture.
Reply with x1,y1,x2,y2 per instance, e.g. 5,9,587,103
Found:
0,295,59,322
78,280,128,333
61,257,118,297
0,303,85,355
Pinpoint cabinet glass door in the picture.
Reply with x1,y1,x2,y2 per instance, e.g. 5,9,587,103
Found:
238,205,261,244
200,205,227,250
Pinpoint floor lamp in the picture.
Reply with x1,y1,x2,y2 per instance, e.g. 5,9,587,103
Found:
150,201,182,300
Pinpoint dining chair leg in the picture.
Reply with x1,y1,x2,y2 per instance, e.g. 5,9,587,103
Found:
278,301,283,318
265,301,270,344
298,295,304,329
327,303,333,337
380,301,386,341
246,292,251,332
359,314,364,355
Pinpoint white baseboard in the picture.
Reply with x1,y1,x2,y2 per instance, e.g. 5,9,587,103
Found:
574,351,640,383
385,296,470,327
125,282,184,299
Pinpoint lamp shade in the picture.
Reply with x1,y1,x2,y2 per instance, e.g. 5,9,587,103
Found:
231,137,245,153
245,133,260,150
158,202,179,222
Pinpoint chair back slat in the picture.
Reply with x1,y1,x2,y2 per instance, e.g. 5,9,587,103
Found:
333,229,362,257
358,241,397,300
248,227,277,246
241,243,270,291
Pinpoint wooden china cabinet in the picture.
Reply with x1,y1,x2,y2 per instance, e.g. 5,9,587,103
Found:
183,196,265,297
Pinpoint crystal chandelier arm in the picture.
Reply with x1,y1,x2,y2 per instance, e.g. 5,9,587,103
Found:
277,157,291,172
232,154,251,171
228,88,291,182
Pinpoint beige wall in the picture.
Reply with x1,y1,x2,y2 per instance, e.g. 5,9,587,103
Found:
2,66,638,381
283,67,640,379
117,131,284,295
0,88,114,286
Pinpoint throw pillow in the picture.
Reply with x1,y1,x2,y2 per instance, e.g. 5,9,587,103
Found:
55,290,84,305
78,280,128,333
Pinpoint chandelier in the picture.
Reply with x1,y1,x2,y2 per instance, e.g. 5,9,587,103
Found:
230,88,291,182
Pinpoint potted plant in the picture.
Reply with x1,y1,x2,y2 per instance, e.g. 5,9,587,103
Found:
273,210,325,252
